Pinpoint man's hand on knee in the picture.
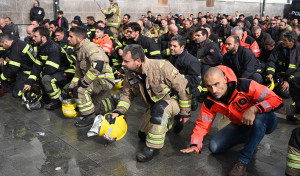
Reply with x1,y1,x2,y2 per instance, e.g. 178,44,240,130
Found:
241,106,259,125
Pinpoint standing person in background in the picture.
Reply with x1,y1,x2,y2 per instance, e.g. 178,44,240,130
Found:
100,0,121,41
4,17,19,39
56,10,68,30
30,1,45,22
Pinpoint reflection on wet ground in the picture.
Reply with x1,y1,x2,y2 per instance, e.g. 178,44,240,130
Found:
0,92,296,176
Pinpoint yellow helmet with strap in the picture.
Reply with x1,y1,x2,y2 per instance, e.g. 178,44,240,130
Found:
99,113,127,141
62,99,79,118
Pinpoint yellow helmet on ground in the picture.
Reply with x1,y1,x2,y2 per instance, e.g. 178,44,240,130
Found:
99,113,127,141
266,80,275,90
62,99,79,118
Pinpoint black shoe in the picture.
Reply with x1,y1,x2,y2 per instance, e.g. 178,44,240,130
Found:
75,114,95,127
287,105,300,121
136,147,159,162
45,99,61,110
138,130,146,142
173,115,183,134
191,97,198,111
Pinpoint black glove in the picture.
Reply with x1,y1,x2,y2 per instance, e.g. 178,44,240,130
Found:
78,80,88,88
72,86,79,99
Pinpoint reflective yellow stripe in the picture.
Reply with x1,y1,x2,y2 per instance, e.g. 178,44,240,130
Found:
149,50,161,56
107,22,120,26
290,75,295,79
23,71,31,75
72,77,79,83
28,75,37,81
289,64,297,69
267,67,275,72
64,69,75,74
45,61,59,69
98,73,114,79
22,44,30,54
288,153,300,161
9,61,21,67
151,87,170,102
148,133,166,139
102,99,108,112
146,138,164,145
78,103,94,112
77,100,93,108
144,49,148,53
117,101,130,110
287,161,300,169
1,73,7,80
179,99,191,108
40,56,48,60
166,48,170,56
86,70,96,81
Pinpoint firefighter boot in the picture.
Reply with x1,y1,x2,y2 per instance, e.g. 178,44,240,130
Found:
138,130,146,142
136,146,159,162
75,113,96,127
287,104,300,121
45,99,62,110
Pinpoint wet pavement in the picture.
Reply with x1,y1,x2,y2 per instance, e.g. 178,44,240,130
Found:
0,89,297,176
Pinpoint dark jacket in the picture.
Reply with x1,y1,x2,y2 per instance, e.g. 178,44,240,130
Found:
266,42,300,81
169,49,201,95
56,17,69,30
1,25,15,36
157,33,172,60
191,38,222,66
30,7,45,21
266,27,278,41
223,46,261,79
252,31,271,49
0,39,40,85
217,24,232,43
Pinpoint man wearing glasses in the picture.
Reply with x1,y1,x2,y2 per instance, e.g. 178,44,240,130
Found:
266,19,278,40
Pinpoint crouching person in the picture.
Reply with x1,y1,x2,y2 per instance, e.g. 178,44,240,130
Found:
181,66,282,176
110,44,192,162
68,26,115,127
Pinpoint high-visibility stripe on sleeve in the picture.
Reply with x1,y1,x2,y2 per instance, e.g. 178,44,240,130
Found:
199,114,214,122
86,70,96,81
287,161,300,169
191,139,203,148
9,61,21,67
289,64,297,69
71,77,79,83
117,101,130,110
179,99,191,108
266,67,275,73
28,75,37,81
149,50,161,56
0,73,7,81
256,87,271,102
45,61,59,69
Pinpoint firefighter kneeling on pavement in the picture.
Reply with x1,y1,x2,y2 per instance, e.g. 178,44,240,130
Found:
67,26,115,127
110,44,192,162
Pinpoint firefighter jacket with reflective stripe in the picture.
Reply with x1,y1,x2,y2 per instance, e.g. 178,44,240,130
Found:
266,42,300,81
101,1,121,28
157,33,172,60
69,39,114,88
93,34,113,54
134,34,162,59
0,39,39,84
190,65,283,152
169,49,201,96
191,38,222,66
286,127,300,176
114,36,134,53
114,57,192,116
216,24,232,43
223,46,262,79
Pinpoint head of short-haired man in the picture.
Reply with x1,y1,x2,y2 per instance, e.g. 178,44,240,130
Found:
252,26,262,39
225,35,240,54
122,44,145,74
0,33,14,49
168,24,178,38
32,26,50,46
170,35,186,56
127,22,141,41
55,27,65,42
68,26,87,49
204,67,228,99
194,28,208,43
282,30,297,49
